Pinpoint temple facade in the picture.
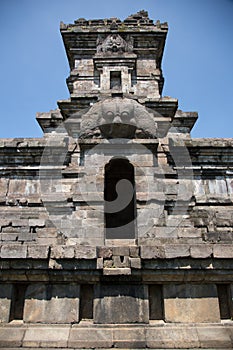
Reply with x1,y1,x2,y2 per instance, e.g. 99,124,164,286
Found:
0,10,233,348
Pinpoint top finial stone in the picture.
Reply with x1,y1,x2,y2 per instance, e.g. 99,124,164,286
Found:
125,10,149,20
123,10,153,25
61,10,168,30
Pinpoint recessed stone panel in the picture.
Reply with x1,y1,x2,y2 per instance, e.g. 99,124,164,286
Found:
163,284,220,323
0,284,13,323
94,284,149,324
24,284,80,323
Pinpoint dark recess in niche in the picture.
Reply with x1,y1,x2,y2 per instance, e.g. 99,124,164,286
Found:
110,71,122,90
80,284,94,320
217,284,232,319
9,284,28,321
104,158,136,240
148,284,164,320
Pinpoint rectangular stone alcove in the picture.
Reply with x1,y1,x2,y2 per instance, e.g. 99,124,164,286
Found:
110,71,122,90
10,284,28,321
217,284,233,319
149,284,164,320
93,284,149,324
79,284,94,320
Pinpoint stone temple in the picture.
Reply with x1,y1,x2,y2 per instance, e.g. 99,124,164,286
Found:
0,10,233,349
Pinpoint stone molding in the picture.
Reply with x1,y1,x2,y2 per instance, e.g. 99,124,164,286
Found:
0,323,233,348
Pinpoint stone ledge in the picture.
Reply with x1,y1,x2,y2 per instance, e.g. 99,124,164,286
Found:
27,245,50,259
190,244,213,258
185,138,233,148
103,267,131,275
0,323,232,349
113,327,146,348
0,327,26,348
141,245,192,259
213,244,233,258
0,244,27,259
68,327,113,348
0,244,98,260
0,138,47,148
141,244,233,259
1,243,233,260
23,326,70,348
0,349,232,350
197,327,233,348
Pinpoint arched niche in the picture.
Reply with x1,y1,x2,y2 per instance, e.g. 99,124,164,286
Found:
104,158,136,241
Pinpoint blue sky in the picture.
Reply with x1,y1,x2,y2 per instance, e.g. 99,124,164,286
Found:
0,0,232,138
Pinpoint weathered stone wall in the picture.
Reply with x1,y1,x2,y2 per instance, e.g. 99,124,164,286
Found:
1,137,233,247
0,10,233,349
1,138,233,298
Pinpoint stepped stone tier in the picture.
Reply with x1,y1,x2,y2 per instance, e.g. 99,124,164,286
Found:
0,9,233,349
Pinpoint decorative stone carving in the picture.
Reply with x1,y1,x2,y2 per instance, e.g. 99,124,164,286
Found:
97,34,133,54
79,97,158,139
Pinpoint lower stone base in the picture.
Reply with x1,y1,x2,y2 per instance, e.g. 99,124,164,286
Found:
0,322,233,348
